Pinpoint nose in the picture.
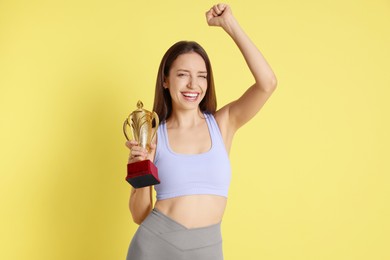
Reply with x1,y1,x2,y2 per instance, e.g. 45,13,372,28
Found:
187,76,197,88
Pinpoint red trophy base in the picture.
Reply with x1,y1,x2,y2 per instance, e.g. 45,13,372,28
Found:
126,160,160,188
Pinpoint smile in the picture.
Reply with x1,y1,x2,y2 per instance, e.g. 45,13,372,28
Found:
181,92,200,101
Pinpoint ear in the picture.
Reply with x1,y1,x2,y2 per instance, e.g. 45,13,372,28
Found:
163,77,168,89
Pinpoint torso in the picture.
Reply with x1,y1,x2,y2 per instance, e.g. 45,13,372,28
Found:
154,195,227,228
153,110,232,229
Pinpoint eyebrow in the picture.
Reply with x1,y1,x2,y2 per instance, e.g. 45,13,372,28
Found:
177,69,207,74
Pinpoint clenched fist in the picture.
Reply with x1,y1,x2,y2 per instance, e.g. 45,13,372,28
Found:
125,140,156,164
205,3,235,29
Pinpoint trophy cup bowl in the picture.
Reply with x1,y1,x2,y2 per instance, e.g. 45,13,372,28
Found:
123,100,160,188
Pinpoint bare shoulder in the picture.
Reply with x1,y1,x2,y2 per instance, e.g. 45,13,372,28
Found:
214,106,234,153
214,107,229,133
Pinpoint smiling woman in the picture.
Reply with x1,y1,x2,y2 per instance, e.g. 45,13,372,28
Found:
154,41,217,122
125,3,277,260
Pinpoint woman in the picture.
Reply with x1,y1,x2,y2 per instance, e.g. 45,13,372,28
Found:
125,3,277,260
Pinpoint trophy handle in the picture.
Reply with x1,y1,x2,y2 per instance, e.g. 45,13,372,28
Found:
123,118,131,141
150,112,159,144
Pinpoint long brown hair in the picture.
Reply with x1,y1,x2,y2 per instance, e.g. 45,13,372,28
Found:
152,41,217,123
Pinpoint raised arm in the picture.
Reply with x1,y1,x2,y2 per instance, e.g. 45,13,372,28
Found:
206,4,277,133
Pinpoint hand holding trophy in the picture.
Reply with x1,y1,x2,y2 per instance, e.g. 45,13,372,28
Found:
123,100,160,188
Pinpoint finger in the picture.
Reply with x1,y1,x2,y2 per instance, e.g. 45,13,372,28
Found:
131,145,147,152
130,150,147,157
205,10,214,25
217,3,227,11
128,150,147,164
205,9,212,19
213,5,222,15
131,146,148,156
128,156,146,164
149,142,157,152
125,140,138,149
206,8,216,19
210,9,219,19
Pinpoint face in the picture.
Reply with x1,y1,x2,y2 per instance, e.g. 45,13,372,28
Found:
164,52,208,112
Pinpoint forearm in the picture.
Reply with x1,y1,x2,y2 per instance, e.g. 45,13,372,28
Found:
223,17,277,91
126,140,156,224
129,186,153,224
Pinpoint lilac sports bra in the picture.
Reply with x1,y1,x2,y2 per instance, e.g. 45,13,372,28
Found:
154,113,231,200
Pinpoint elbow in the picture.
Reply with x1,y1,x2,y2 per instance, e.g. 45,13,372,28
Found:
130,204,152,225
131,215,143,225
130,210,144,225
268,76,278,92
259,75,277,93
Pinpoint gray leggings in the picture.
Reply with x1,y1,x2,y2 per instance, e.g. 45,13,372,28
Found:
126,209,223,260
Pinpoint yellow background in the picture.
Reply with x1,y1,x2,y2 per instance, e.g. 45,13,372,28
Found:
1,0,389,259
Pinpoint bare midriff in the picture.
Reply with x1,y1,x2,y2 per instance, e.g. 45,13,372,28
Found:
154,194,227,229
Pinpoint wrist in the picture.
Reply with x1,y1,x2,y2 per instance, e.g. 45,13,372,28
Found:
222,16,240,37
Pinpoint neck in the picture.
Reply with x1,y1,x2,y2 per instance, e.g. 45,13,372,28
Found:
167,108,204,128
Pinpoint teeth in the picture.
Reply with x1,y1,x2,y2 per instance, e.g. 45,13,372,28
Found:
183,93,198,97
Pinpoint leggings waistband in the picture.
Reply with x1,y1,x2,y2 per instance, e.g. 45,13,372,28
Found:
141,208,222,250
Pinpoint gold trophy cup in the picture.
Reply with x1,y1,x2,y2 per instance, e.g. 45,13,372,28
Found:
123,100,160,188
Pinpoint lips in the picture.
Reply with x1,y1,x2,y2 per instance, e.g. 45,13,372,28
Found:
181,92,200,101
